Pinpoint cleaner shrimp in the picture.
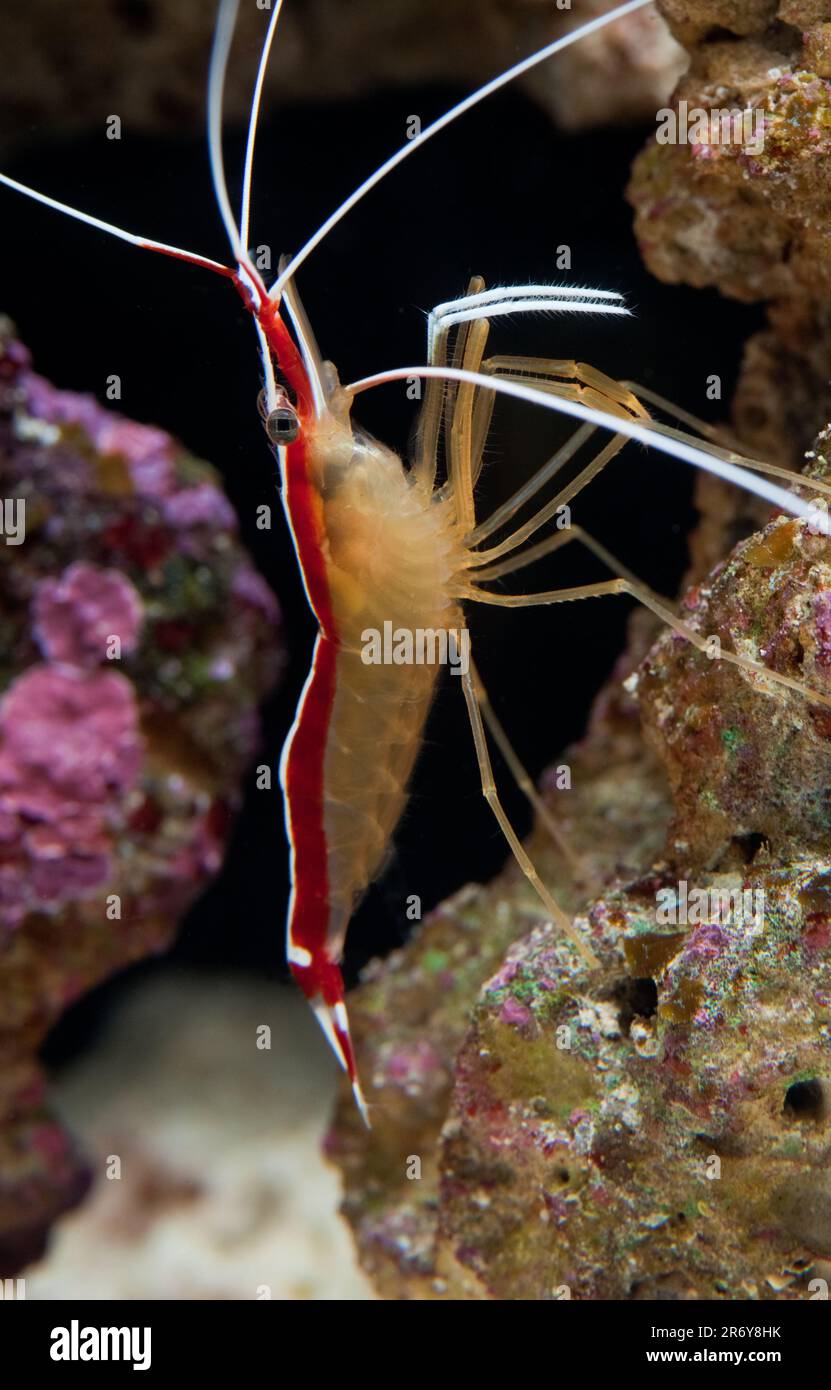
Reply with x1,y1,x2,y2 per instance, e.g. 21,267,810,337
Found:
3,0,831,1127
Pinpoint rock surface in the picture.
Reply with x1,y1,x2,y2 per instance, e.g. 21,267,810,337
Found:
0,0,684,151
630,2,831,468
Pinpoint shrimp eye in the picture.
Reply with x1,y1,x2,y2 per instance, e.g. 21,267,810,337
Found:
265,405,301,445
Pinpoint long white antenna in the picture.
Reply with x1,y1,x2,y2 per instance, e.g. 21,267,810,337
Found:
208,0,260,285
0,170,231,275
0,0,272,293
347,363,831,534
240,0,286,255
269,0,654,299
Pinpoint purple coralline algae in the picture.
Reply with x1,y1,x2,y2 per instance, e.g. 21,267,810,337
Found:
33,563,144,666
0,665,141,927
0,320,281,1275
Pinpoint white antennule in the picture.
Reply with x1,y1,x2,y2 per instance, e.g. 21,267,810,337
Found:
269,0,654,300
208,0,264,294
0,171,231,276
346,363,831,537
240,0,286,256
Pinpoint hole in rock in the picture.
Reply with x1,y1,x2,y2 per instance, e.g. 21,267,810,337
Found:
613,976,658,1036
784,1078,825,1122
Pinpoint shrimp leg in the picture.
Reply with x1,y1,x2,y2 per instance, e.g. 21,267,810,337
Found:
440,313,597,885
460,662,599,967
469,532,831,710
465,431,831,573
414,274,490,494
534,373,831,505
418,284,637,506
473,522,645,588
460,361,642,550
482,355,648,420
448,298,491,532
465,432,629,567
469,658,594,888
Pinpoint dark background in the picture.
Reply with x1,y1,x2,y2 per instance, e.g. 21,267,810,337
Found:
1,74,763,1060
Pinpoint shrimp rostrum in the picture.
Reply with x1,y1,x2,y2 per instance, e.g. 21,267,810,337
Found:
3,0,831,1125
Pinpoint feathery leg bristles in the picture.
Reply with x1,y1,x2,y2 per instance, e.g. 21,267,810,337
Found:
426,284,630,359
430,287,630,361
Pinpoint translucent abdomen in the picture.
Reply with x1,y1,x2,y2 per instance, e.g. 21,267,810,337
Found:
316,428,464,943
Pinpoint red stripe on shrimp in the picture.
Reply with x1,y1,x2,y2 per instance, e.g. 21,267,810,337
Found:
279,428,337,970
281,634,368,1121
282,631,336,982
278,434,368,1118
280,434,335,636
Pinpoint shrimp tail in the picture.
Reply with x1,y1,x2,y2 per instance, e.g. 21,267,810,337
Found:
292,955,371,1128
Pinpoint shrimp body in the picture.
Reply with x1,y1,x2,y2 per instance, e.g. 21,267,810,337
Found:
8,0,823,1131
279,391,465,1118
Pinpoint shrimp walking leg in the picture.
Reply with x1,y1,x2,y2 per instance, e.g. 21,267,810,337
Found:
414,275,491,493
460,665,598,967
471,553,831,710
482,356,648,421
473,522,648,589
469,659,594,887
615,381,831,503
448,304,491,531
465,434,628,568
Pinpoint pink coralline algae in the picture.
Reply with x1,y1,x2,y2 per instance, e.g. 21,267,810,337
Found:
21,371,177,498
161,480,237,531
380,1040,446,1096
0,665,141,928
33,562,144,666
498,996,534,1030
0,322,282,1275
